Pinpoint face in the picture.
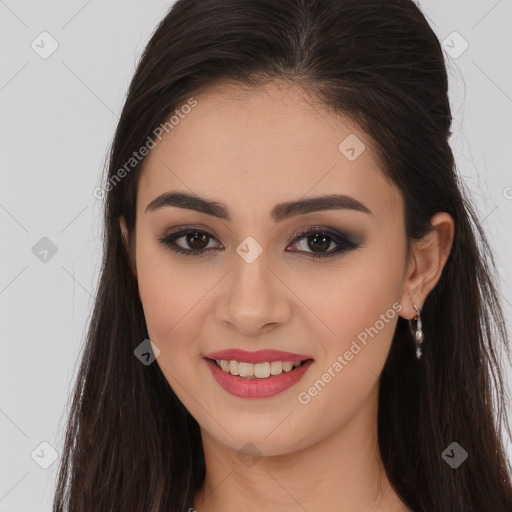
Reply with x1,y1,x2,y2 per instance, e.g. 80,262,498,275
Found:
124,80,410,456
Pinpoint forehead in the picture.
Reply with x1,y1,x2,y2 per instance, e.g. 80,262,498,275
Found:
136,80,402,224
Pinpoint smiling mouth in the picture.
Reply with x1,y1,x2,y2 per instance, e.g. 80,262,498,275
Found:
206,358,314,379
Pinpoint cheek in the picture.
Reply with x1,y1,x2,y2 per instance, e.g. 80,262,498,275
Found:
293,256,404,436
297,237,405,396
135,238,206,355
308,242,404,345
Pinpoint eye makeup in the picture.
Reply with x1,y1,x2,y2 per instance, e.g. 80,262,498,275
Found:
158,224,362,261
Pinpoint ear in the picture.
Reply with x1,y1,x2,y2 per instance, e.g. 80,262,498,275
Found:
399,212,454,319
119,215,137,277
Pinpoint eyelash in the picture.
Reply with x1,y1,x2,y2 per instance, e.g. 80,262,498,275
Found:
158,225,360,260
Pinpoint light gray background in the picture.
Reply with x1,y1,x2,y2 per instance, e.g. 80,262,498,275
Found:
1,1,511,510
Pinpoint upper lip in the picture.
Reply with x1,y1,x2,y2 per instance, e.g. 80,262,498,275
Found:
203,349,313,364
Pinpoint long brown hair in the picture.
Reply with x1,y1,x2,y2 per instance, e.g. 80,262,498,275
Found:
53,1,512,510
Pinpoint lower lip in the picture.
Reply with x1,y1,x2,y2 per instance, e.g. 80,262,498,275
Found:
205,358,314,399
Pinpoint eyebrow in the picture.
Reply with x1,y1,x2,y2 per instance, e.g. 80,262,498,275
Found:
145,191,372,222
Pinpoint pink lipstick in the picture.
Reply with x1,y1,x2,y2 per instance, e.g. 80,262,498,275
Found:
203,349,314,399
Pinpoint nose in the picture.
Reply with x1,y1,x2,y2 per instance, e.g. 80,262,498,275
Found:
216,254,292,336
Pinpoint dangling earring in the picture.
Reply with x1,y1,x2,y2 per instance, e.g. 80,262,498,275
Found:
409,303,424,359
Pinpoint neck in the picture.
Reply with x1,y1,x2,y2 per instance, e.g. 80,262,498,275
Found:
193,387,409,512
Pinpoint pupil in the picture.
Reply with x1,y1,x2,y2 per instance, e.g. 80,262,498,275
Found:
309,234,330,252
187,232,209,250
184,232,332,253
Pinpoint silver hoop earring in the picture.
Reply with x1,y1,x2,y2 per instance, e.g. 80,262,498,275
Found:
409,304,424,359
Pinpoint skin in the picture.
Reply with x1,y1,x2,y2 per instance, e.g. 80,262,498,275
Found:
120,80,454,512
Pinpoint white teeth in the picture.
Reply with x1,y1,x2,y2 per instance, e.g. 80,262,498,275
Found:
238,362,253,378
254,362,271,378
214,359,305,379
270,361,282,375
282,361,294,372
229,360,239,375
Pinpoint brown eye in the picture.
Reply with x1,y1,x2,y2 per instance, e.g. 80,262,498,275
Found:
286,227,360,259
159,228,222,257
183,231,211,251
305,233,332,253
159,225,360,260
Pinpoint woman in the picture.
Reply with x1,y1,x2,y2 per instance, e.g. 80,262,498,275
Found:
53,0,512,511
